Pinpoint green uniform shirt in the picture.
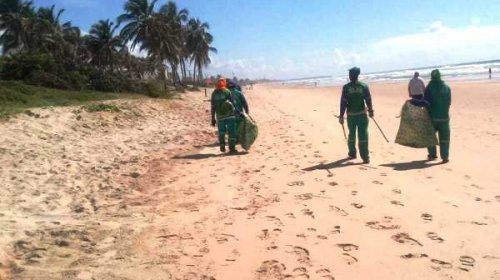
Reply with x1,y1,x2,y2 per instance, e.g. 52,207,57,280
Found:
211,88,235,120
424,82,451,121
340,81,373,116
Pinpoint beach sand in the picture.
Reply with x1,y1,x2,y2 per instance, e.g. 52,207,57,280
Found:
1,81,499,279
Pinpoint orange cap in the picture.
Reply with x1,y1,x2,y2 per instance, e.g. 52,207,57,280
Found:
216,78,227,89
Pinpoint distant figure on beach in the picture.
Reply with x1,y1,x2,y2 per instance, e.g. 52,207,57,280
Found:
227,79,249,134
424,69,451,163
211,77,237,154
489,67,492,79
339,67,374,164
408,72,428,107
408,72,425,98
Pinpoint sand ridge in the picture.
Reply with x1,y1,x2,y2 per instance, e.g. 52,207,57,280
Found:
1,82,500,279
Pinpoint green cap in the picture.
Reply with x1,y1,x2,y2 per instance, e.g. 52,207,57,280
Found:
349,67,361,75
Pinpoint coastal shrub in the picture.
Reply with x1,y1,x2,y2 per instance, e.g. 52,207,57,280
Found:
82,103,120,113
89,70,129,92
62,71,88,90
26,71,71,90
0,52,58,80
129,80,162,97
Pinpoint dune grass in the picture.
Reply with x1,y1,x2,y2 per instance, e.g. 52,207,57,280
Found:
0,81,142,117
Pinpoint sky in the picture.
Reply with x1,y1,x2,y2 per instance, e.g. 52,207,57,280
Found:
34,0,500,79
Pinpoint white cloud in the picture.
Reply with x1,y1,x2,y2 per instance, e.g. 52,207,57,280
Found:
470,17,481,27
354,20,500,72
127,42,148,58
208,20,500,79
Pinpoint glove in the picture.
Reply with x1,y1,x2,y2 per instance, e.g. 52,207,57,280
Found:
211,118,216,127
368,110,374,118
338,116,344,125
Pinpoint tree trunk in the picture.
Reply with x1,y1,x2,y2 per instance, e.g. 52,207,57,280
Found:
193,63,197,85
198,62,203,85
180,58,187,83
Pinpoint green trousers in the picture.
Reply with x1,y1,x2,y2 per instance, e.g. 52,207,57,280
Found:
235,115,243,142
427,120,450,160
347,114,369,160
217,117,237,151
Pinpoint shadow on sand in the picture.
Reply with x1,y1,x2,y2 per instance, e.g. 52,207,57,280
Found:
193,142,220,149
172,151,247,160
303,158,363,172
380,160,443,171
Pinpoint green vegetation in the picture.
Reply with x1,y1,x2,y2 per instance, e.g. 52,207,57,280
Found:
0,0,217,109
81,103,121,113
0,80,132,116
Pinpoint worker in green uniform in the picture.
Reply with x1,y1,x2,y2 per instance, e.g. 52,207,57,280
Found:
227,79,249,134
211,78,237,153
339,67,374,164
424,69,451,163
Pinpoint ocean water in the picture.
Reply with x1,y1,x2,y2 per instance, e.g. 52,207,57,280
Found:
278,60,500,87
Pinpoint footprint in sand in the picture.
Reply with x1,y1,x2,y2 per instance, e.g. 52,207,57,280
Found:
337,243,359,252
458,256,475,272
421,213,433,222
301,209,315,218
457,220,488,226
430,259,453,271
285,213,296,219
256,260,287,278
266,245,278,251
330,226,341,235
426,232,444,243
288,267,309,279
392,188,402,195
401,253,429,259
266,216,284,227
391,200,404,207
315,268,335,279
351,203,364,209
317,235,328,240
372,180,383,185
296,233,307,239
288,181,305,187
286,246,311,265
214,233,238,244
366,216,400,230
259,229,270,240
495,195,500,202
329,205,349,216
392,233,423,246
295,193,314,201
341,253,359,265
351,191,358,196
328,182,338,187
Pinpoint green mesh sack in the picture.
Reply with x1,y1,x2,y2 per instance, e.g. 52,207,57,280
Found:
238,113,258,151
395,101,438,148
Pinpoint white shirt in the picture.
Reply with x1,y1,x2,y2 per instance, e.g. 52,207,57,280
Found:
408,77,426,96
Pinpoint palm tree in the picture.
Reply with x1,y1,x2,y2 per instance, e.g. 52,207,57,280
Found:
118,0,173,89
0,0,35,54
34,5,68,55
86,19,123,72
158,1,189,86
187,18,217,84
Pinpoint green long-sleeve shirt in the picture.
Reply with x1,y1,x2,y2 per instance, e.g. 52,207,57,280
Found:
340,81,373,116
211,88,235,120
424,82,451,121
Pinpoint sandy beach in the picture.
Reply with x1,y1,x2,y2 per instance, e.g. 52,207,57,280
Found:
1,81,500,279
